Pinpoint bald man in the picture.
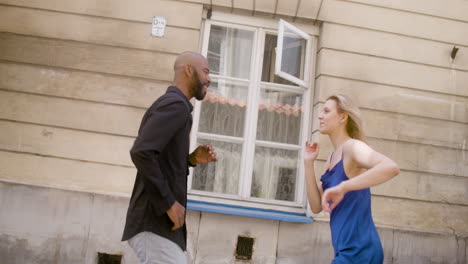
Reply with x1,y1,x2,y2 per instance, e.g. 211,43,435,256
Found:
122,51,217,264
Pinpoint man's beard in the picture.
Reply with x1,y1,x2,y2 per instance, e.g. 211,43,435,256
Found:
192,72,207,100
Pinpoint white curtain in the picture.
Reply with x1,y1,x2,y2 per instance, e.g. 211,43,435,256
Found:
192,138,241,195
193,95,302,201
251,147,298,201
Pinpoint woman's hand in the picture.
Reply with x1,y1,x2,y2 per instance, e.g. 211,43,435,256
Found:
303,141,324,214
304,141,319,163
321,183,346,212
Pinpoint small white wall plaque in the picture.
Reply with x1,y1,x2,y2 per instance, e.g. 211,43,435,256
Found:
152,16,167,37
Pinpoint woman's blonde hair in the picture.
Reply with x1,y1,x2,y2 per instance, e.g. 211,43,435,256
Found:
327,94,365,141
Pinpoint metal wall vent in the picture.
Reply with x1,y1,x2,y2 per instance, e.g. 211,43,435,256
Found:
235,235,254,260
97,252,122,264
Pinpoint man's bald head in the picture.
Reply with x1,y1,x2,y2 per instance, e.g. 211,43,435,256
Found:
174,51,206,73
172,51,211,100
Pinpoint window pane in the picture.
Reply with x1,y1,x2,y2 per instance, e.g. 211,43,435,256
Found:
280,28,306,80
251,147,298,201
192,139,241,195
198,79,248,137
261,34,296,85
207,25,254,79
256,88,303,144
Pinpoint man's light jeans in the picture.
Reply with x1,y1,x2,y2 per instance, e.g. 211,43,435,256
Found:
128,231,187,264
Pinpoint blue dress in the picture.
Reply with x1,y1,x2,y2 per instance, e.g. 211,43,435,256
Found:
320,157,383,264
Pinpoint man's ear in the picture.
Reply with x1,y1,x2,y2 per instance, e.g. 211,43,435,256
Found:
184,64,193,77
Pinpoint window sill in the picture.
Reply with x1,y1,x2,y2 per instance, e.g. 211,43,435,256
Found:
187,200,313,223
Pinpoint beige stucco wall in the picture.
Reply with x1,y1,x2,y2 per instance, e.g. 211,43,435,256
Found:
312,0,468,238
0,0,467,263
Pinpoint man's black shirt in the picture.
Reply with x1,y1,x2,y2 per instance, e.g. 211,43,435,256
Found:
122,86,193,251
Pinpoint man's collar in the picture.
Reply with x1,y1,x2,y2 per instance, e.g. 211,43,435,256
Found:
167,86,193,112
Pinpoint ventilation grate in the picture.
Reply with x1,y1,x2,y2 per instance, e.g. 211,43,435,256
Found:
235,235,254,260
97,252,122,264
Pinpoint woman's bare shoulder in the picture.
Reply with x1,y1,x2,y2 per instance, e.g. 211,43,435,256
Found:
343,139,368,176
344,138,370,154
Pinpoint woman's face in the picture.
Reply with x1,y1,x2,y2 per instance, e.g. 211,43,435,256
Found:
318,99,345,135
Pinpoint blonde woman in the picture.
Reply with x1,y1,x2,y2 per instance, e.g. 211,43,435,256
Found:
304,94,399,263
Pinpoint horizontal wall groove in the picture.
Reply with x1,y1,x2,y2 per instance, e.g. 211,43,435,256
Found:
0,177,466,213
370,136,468,156
310,129,468,158
360,107,468,126
318,47,468,73
313,217,468,238
323,21,468,49
0,3,201,31
311,151,468,180
340,0,468,25
0,87,149,111
371,193,468,208
0,118,137,139
313,98,468,125
0,149,135,169
0,31,183,57
315,73,468,99
374,222,468,238
0,178,132,198
0,59,171,84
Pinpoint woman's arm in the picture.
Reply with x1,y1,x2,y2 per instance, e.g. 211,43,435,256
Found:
342,139,400,190
304,141,324,214
321,139,400,212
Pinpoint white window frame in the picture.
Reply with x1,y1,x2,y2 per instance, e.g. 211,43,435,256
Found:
275,19,312,87
188,13,317,214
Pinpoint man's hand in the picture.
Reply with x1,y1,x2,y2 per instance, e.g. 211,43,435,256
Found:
189,144,217,165
167,201,185,231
